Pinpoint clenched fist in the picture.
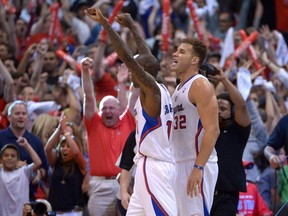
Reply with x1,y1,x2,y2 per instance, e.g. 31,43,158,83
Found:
81,57,93,71
116,13,134,28
85,7,106,24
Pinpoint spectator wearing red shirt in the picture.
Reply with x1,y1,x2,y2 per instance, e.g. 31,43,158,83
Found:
237,161,273,216
81,57,136,216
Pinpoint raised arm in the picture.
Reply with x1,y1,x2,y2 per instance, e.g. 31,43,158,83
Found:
116,13,151,55
61,0,74,27
259,26,278,64
117,63,129,112
86,8,161,117
45,125,61,167
30,4,50,36
81,57,97,120
213,66,251,127
30,43,47,88
92,43,106,82
6,12,18,57
246,97,269,145
265,89,282,134
0,6,9,37
0,7,18,57
0,59,15,103
17,44,37,76
17,137,42,171
260,52,282,74
60,114,86,174
66,84,82,113
128,85,139,116
86,8,134,67
147,5,159,39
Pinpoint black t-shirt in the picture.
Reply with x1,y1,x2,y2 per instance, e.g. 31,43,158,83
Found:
215,121,251,192
119,130,136,171
48,158,84,211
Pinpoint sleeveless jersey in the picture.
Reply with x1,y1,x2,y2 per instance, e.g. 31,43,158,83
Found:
172,74,217,162
134,83,174,164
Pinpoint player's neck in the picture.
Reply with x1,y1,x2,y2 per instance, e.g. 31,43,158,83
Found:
179,70,199,85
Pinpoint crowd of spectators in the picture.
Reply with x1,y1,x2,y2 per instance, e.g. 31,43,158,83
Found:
0,0,288,215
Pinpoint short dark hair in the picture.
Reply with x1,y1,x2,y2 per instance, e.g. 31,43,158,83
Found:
181,38,207,66
217,92,235,117
217,92,233,106
0,143,20,158
135,54,160,78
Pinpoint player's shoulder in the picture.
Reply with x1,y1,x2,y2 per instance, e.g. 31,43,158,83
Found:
190,76,213,94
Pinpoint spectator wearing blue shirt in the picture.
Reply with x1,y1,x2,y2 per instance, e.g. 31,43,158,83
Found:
265,114,288,169
0,100,48,201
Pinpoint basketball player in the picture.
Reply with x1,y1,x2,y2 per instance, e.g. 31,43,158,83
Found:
85,9,177,215
171,38,220,215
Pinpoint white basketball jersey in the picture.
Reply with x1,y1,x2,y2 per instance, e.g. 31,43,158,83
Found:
134,83,174,164
172,74,217,162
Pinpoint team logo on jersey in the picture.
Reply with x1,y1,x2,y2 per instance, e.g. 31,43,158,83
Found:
164,103,173,115
173,104,184,114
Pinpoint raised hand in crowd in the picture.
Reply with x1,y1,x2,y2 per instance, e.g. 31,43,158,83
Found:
117,63,129,112
30,41,48,88
0,59,15,103
259,25,273,43
17,43,38,75
17,136,42,171
30,4,51,36
0,4,18,57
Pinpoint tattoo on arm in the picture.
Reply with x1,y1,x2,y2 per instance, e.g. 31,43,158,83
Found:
129,24,151,55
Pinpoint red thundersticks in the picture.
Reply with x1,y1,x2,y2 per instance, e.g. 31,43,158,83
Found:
238,29,263,71
187,0,204,42
161,0,170,54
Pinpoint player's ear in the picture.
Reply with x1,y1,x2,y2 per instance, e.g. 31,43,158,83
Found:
192,56,199,65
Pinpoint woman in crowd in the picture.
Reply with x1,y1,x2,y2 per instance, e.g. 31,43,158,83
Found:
45,113,86,215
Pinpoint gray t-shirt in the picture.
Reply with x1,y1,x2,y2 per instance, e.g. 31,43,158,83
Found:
0,164,34,216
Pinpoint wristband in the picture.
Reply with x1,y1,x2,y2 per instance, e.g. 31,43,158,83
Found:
194,164,204,170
